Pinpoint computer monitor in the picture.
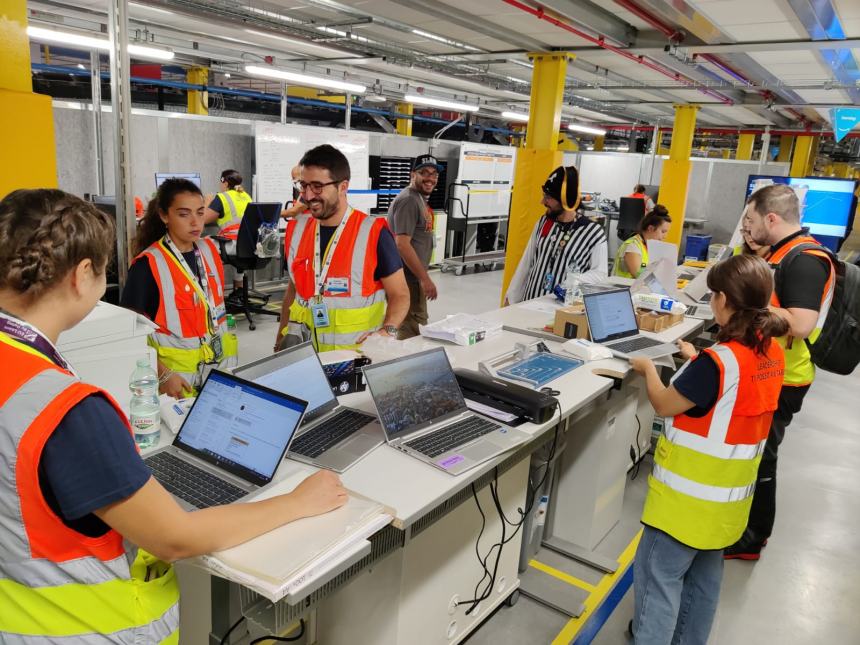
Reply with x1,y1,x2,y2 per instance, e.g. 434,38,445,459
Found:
155,172,202,189
745,175,858,251
642,184,659,202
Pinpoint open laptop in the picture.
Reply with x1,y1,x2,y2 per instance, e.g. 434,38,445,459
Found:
677,267,714,319
144,370,307,510
362,348,531,476
582,287,680,359
233,342,383,472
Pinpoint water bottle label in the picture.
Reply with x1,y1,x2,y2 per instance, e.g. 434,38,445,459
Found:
131,416,157,432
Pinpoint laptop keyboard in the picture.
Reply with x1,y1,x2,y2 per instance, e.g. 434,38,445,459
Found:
290,408,375,458
145,451,247,509
610,336,663,354
404,416,501,458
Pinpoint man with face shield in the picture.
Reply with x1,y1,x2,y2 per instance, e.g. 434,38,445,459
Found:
505,165,608,304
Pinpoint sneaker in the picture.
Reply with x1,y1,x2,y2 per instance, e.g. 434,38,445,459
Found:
723,535,765,560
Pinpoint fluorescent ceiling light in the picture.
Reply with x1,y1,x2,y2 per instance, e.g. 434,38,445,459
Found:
129,2,174,15
567,123,607,136
501,110,529,122
244,65,366,94
27,26,174,60
404,94,479,112
243,6,302,24
505,76,529,85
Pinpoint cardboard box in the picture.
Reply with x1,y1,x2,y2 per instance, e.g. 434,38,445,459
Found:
553,305,590,339
635,308,683,333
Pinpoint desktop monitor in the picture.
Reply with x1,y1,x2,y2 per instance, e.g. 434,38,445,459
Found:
745,175,858,251
155,172,202,189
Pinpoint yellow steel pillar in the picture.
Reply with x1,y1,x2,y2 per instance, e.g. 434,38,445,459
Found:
396,102,413,136
721,149,732,159
736,133,755,160
658,104,699,247
776,135,794,162
790,135,815,177
186,66,209,115
502,52,572,302
0,0,57,196
832,162,852,178
806,137,819,175
593,135,605,151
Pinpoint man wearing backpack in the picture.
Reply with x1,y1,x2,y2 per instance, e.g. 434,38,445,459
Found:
724,184,836,560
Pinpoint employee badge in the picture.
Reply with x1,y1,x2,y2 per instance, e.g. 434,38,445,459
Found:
325,276,349,294
310,299,330,328
544,272,554,292
209,333,224,363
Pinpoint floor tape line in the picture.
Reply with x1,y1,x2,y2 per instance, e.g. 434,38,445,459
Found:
528,559,597,594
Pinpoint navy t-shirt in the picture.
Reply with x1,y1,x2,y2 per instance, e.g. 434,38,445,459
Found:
671,352,720,417
289,223,403,281
207,196,224,217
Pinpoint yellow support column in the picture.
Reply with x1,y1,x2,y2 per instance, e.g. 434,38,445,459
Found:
593,135,605,151
790,135,815,177
721,149,732,159
776,135,794,162
806,137,819,175
396,102,413,136
832,162,852,178
502,52,572,302
658,104,699,247
186,67,209,115
736,133,755,160
0,0,57,196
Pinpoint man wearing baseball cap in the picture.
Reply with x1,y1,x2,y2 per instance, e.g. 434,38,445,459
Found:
505,165,607,303
387,154,442,338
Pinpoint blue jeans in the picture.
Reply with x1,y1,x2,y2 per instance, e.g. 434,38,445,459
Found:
633,525,724,645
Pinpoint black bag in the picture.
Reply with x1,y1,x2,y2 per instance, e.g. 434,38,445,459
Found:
775,242,860,375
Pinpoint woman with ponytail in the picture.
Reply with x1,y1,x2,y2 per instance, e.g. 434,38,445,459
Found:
121,178,238,398
628,253,788,645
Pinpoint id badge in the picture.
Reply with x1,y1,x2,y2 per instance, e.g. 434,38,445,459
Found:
209,334,224,363
310,300,330,328
325,277,350,294
543,272,554,292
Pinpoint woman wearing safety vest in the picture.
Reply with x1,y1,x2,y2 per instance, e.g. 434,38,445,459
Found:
205,169,252,291
121,178,238,398
612,205,672,278
0,188,347,643
628,253,788,644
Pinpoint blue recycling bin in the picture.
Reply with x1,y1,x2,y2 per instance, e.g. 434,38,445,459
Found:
685,234,712,261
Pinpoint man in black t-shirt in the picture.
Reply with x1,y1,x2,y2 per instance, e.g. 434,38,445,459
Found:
725,184,834,560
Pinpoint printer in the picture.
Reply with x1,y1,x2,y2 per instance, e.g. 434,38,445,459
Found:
455,368,558,425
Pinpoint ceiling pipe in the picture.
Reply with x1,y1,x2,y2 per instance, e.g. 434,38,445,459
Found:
501,0,735,105
602,123,843,138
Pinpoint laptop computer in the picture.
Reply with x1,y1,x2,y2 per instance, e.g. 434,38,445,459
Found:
144,370,307,510
582,287,680,359
677,267,714,319
362,348,531,476
233,342,383,472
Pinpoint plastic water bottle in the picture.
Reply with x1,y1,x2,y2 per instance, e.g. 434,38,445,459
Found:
129,357,161,449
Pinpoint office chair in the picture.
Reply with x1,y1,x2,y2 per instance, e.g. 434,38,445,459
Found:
215,202,282,330
617,197,645,242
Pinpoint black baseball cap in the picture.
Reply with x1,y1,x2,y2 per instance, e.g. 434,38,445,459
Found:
412,154,442,172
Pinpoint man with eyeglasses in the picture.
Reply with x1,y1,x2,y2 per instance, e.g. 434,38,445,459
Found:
387,154,442,339
276,144,409,352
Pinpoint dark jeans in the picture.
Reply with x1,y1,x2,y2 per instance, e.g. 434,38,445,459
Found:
745,383,810,541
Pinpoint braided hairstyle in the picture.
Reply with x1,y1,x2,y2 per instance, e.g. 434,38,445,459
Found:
0,189,115,300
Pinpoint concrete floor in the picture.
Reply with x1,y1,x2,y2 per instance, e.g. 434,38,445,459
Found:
235,267,860,644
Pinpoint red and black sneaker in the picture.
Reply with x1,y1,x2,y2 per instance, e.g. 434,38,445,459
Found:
723,535,766,560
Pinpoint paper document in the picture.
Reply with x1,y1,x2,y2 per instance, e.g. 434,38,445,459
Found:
419,313,502,346
464,398,519,423
517,297,563,315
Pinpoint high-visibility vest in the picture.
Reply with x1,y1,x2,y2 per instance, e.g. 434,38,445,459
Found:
135,238,238,389
612,234,648,278
629,192,648,201
641,341,785,550
767,234,835,386
284,210,387,351
0,334,180,643
215,189,252,239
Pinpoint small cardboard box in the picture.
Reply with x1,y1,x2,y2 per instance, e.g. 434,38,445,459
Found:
635,308,684,333
553,305,590,339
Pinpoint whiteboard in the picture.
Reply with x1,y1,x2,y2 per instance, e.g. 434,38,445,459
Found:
254,122,373,213
451,143,516,219
577,152,646,203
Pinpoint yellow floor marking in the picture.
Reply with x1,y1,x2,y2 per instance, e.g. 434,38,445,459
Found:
528,559,596,594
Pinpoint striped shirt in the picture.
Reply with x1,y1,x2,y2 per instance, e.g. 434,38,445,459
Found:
516,216,607,302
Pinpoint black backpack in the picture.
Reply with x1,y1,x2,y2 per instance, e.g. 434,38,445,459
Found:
775,242,860,375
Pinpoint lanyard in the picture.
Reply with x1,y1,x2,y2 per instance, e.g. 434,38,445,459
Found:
0,310,76,374
313,208,353,297
160,237,219,335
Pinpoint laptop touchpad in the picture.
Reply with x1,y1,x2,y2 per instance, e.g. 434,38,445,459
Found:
342,434,378,455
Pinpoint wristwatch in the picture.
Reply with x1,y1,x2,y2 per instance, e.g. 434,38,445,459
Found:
382,324,399,336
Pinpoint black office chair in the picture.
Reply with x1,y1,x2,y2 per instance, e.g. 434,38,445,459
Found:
617,197,645,242
215,202,282,330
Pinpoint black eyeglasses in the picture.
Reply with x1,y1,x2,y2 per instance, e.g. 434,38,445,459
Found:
294,179,343,194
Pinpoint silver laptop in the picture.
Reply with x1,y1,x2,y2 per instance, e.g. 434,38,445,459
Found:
582,287,680,359
362,348,530,476
144,370,307,510
234,342,383,472
678,268,714,319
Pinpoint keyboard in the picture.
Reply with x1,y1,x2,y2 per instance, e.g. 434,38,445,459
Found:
145,451,247,509
608,336,663,355
290,408,375,458
404,416,500,458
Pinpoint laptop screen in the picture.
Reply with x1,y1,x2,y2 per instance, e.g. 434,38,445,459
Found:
583,289,639,343
363,348,466,440
174,370,307,487
233,343,337,423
